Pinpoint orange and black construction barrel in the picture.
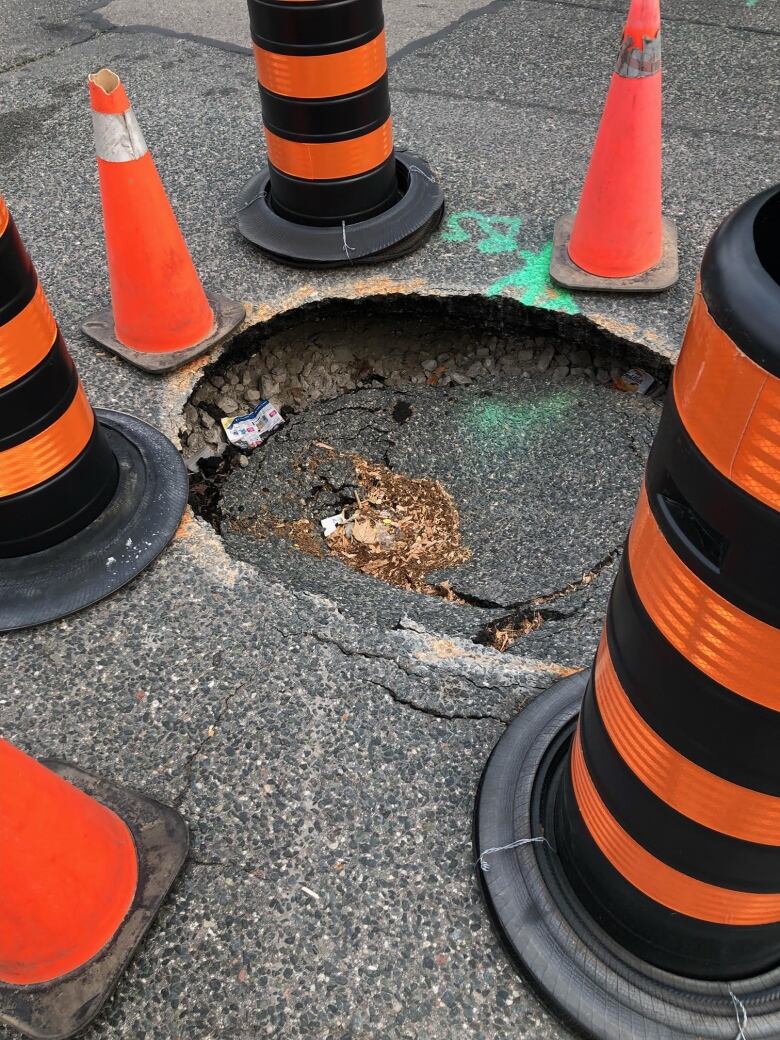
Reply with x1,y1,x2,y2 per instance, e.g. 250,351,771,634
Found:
474,184,780,1039
0,195,188,631
237,0,444,266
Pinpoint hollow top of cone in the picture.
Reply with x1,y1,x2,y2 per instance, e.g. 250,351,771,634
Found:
701,183,780,380
89,67,130,113
623,0,660,44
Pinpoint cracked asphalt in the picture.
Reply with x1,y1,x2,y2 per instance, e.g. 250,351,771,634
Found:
0,0,778,1037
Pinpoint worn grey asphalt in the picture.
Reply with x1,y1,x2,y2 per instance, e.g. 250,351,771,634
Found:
0,0,777,1037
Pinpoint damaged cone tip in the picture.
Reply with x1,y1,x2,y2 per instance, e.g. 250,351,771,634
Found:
0,194,188,631
474,184,780,1038
237,0,445,266
0,738,187,1040
550,0,678,292
82,68,245,373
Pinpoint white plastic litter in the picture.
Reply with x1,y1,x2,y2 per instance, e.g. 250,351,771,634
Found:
321,512,349,538
221,400,283,450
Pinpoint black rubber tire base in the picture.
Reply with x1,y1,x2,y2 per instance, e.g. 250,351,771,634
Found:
237,151,444,268
473,671,780,1039
0,760,188,1040
0,409,188,632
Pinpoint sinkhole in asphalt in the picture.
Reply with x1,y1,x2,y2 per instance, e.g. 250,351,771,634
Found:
184,295,667,664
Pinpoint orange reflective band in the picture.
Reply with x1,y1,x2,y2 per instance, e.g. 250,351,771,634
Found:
571,731,780,925
628,488,780,710
0,196,8,237
675,290,780,513
254,32,387,99
0,384,94,498
594,635,780,846
265,117,393,180
0,283,58,389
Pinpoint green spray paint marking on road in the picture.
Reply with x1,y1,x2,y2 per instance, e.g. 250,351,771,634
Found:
442,211,524,254
486,243,580,315
746,1,759,7
468,391,573,448
442,210,580,316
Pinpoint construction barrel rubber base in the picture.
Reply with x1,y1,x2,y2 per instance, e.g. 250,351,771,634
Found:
238,152,444,268
0,760,188,1040
0,409,188,632
474,671,780,1040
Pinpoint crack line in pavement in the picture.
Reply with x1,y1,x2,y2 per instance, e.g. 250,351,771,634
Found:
307,629,508,694
389,0,515,66
173,681,246,808
474,546,622,648
0,28,107,74
464,545,623,616
366,678,509,724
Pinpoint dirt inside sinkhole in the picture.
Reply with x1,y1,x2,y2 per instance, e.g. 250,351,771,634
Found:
227,444,471,597
184,296,667,660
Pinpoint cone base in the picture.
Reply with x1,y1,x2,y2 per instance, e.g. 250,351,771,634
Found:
0,760,187,1040
237,151,444,268
550,213,679,293
474,671,780,1040
82,293,246,374
0,409,188,632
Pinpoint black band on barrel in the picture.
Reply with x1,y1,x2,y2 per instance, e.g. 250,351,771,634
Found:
609,560,780,797
645,389,780,628
578,680,780,892
268,155,398,226
0,216,37,326
249,0,383,55
701,185,780,379
554,758,780,980
260,74,390,142
0,422,118,557
0,335,76,449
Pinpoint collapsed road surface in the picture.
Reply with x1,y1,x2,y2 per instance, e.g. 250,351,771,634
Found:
0,0,777,1036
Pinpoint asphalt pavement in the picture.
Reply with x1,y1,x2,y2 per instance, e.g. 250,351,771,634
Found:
0,0,778,1037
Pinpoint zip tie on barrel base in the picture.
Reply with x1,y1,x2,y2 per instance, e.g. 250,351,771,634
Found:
477,837,550,872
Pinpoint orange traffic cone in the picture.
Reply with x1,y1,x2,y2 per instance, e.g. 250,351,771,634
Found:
550,0,678,292
0,738,187,1039
82,69,244,373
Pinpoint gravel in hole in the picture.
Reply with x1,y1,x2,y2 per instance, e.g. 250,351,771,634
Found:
181,301,660,472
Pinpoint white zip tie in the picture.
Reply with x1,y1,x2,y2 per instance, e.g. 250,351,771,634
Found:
238,189,265,212
342,220,356,261
407,164,436,183
729,991,748,1040
477,836,549,872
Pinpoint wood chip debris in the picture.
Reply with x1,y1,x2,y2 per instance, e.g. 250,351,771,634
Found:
321,452,471,594
228,445,471,597
488,612,545,652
